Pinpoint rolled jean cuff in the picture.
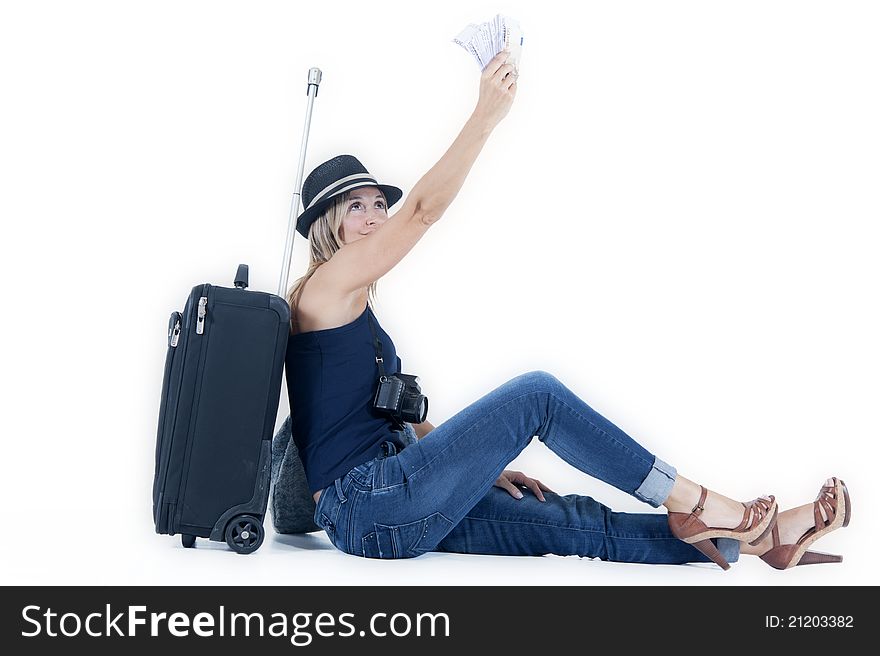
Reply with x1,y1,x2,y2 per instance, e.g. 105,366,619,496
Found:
633,456,677,508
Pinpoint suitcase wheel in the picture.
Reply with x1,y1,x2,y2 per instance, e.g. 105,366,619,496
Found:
181,534,196,549
224,515,264,554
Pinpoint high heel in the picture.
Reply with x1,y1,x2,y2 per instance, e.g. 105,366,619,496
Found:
668,486,778,570
759,477,850,570
797,550,843,565
691,539,732,570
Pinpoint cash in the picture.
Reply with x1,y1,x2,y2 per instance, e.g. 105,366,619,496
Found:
453,14,523,72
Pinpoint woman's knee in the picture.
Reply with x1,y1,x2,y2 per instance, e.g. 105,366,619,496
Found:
517,370,564,394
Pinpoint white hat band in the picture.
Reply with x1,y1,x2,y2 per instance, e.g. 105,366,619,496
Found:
307,173,379,210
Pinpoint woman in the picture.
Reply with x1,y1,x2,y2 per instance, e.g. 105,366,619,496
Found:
284,50,850,569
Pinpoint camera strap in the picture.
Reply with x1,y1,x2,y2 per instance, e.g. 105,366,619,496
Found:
365,308,387,379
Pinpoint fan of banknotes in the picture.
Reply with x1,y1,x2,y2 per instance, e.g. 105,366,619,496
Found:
453,14,523,72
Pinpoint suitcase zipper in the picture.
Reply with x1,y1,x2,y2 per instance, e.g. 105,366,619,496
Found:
196,296,207,335
169,317,182,347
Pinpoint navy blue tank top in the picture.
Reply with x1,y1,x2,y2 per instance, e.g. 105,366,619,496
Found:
285,304,406,494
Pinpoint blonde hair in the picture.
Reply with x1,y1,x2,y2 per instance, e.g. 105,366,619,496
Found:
286,190,380,333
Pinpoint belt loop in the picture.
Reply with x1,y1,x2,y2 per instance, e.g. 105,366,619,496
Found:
334,476,346,502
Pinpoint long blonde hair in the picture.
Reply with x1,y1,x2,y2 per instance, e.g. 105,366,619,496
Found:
286,190,380,333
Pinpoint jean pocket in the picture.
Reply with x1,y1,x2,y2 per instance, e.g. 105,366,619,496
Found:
374,455,407,492
347,459,377,489
361,512,454,559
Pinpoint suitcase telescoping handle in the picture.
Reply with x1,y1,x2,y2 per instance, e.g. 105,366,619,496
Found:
277,67,323,299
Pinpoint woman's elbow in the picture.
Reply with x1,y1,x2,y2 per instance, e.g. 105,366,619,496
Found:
412,201,443,227
416,196,450,225
419,210,442,227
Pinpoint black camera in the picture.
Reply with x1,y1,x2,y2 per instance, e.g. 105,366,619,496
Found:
373,373,428,426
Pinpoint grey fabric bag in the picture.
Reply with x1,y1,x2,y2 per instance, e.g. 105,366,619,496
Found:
269,417,419,534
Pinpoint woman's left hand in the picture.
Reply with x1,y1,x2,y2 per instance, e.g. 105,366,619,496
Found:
494,470,554,502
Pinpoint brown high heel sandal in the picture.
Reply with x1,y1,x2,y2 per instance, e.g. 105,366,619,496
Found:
759,477,850,570
668,487,778,570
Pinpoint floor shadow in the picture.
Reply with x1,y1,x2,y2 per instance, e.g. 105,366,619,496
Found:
271,532,335,551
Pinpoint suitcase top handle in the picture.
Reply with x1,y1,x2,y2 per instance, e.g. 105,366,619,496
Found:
234,264,249,290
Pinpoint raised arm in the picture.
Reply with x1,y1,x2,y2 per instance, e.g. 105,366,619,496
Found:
412,50,518,225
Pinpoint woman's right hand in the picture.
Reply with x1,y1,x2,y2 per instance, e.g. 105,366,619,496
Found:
473,50,518,130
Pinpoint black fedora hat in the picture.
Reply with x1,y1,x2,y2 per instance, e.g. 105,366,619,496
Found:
296,154,403,238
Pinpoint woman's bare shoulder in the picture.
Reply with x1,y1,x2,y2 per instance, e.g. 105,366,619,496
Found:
292,270,367,335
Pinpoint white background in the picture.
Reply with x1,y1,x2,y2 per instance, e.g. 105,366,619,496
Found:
2,0,877,586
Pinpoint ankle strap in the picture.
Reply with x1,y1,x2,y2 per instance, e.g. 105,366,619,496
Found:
691,486,708,516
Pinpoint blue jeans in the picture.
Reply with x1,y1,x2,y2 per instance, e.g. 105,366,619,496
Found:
313,371,740,565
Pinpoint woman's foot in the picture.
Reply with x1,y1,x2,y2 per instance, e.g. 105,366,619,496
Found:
741,502,828,557
741,477,850,568
664,475,777,570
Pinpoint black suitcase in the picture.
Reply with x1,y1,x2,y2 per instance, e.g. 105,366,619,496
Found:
152,266,289,553
152,67,323,553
